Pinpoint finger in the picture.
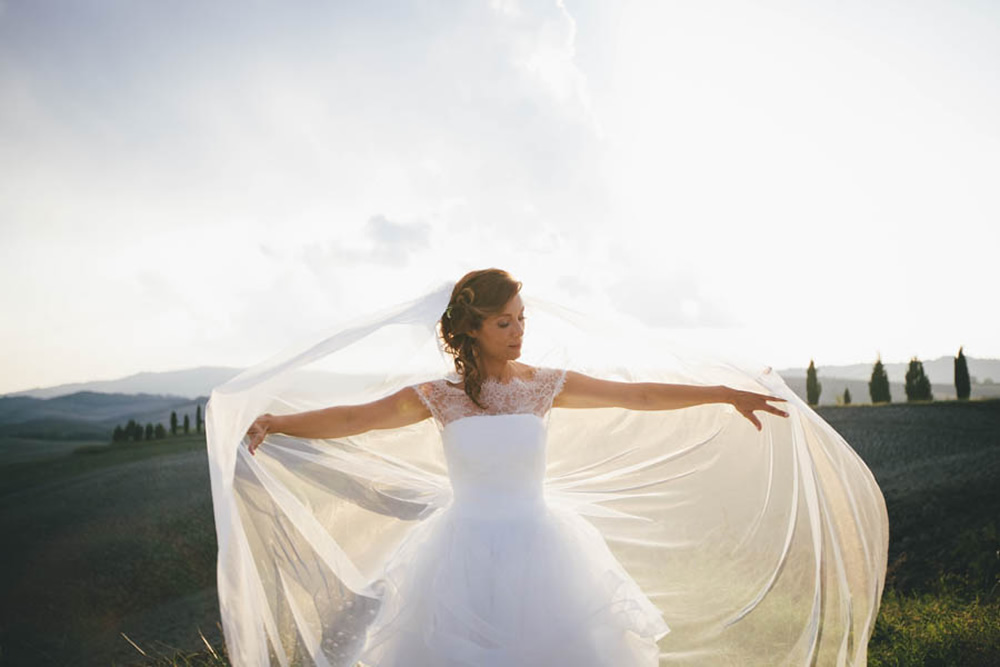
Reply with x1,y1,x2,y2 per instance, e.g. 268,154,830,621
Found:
748,392,784,402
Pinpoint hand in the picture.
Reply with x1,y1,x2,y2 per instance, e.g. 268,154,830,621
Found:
726,388,790,431
245,413,276,456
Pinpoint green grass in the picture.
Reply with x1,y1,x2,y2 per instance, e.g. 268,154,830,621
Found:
869,585,1000,667
113,624,229,666
819,399,1000,666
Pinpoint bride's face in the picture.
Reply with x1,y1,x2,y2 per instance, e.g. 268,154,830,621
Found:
473,294,525,361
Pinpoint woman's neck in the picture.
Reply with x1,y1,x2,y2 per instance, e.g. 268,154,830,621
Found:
478,357,515,382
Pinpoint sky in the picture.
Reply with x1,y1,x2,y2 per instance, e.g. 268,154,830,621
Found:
1,0,998,394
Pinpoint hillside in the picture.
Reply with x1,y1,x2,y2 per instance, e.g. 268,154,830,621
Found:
5,356,999,403
781,376,1000,406
779,355,1000,386
4,366,241,400
778,355,1000,405
0,392,207,441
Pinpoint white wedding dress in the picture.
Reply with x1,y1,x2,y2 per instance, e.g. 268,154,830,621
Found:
206,282,889,666
357,369,669,667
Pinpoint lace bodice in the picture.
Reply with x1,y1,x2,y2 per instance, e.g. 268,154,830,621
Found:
414,366,567,427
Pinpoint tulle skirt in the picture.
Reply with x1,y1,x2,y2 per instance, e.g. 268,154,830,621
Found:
357,502,670,667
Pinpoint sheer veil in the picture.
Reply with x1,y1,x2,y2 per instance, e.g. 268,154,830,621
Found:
206,279,889,666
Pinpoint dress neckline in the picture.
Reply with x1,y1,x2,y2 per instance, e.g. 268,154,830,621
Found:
446,365,540,390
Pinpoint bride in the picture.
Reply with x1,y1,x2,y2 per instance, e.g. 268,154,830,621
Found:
210,268,888,666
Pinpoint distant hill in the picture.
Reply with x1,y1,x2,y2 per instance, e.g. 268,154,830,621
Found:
780,377,1000,406
777,355,1000,405
3,366,243,400
778,355,1000,386
0,392,207,440
4,357,999,417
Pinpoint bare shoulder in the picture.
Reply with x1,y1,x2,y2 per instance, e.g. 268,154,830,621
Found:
331,384,434,434
378,385,432,421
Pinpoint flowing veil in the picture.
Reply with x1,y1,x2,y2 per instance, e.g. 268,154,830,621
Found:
206,279,889,666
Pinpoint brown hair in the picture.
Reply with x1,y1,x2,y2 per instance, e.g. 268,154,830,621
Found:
439,268,523,407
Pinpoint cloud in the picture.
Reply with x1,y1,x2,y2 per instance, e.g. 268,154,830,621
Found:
301,215,431,271
608,273,737,329
496,0,602,138
366,215,432,264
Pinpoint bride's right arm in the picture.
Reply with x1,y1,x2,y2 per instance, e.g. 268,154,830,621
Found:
245,386,432,456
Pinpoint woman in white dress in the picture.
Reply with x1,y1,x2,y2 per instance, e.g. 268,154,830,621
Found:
210,268,887,666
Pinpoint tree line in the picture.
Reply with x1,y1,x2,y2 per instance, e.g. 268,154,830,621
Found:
111,405,204,443
805,346,973,406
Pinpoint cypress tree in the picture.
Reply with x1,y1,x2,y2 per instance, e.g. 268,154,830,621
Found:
112,425,124,443
196,405,203,434
183,414,190,434
869,357,891,404
144,423,154,441
843,387,852,405
905,357,933,402
955,346,971,400
170,411,178,436
129,419,143,442
806,360,822,406
154,423,166,439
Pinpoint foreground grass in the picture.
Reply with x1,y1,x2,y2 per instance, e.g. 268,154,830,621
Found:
869,585,1000,667
0,434,220,663
824,399,1000,666
114,624,229,666
127,591,1000,667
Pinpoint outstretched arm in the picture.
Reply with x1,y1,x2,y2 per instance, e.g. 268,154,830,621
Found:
245,386,432,455
552,370,789,431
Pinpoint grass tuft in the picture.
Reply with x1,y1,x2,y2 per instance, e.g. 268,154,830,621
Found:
116,623,229,666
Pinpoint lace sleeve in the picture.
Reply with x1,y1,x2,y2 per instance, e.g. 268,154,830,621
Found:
412,380,446,426
534,367,568,415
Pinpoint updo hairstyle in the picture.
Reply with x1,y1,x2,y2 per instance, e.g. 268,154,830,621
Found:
439,268,522,407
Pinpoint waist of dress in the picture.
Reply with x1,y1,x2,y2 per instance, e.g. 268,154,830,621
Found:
448,485,547,520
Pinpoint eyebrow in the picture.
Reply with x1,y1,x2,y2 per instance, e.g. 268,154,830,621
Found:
497,307,525,318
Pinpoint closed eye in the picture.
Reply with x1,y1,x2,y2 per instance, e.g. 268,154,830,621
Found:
498,316,526,328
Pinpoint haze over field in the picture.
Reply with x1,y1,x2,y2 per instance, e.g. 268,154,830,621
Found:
4,356,999,406
2,0,997,395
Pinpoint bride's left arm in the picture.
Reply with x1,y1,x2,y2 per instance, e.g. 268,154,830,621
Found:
552,370,790,431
